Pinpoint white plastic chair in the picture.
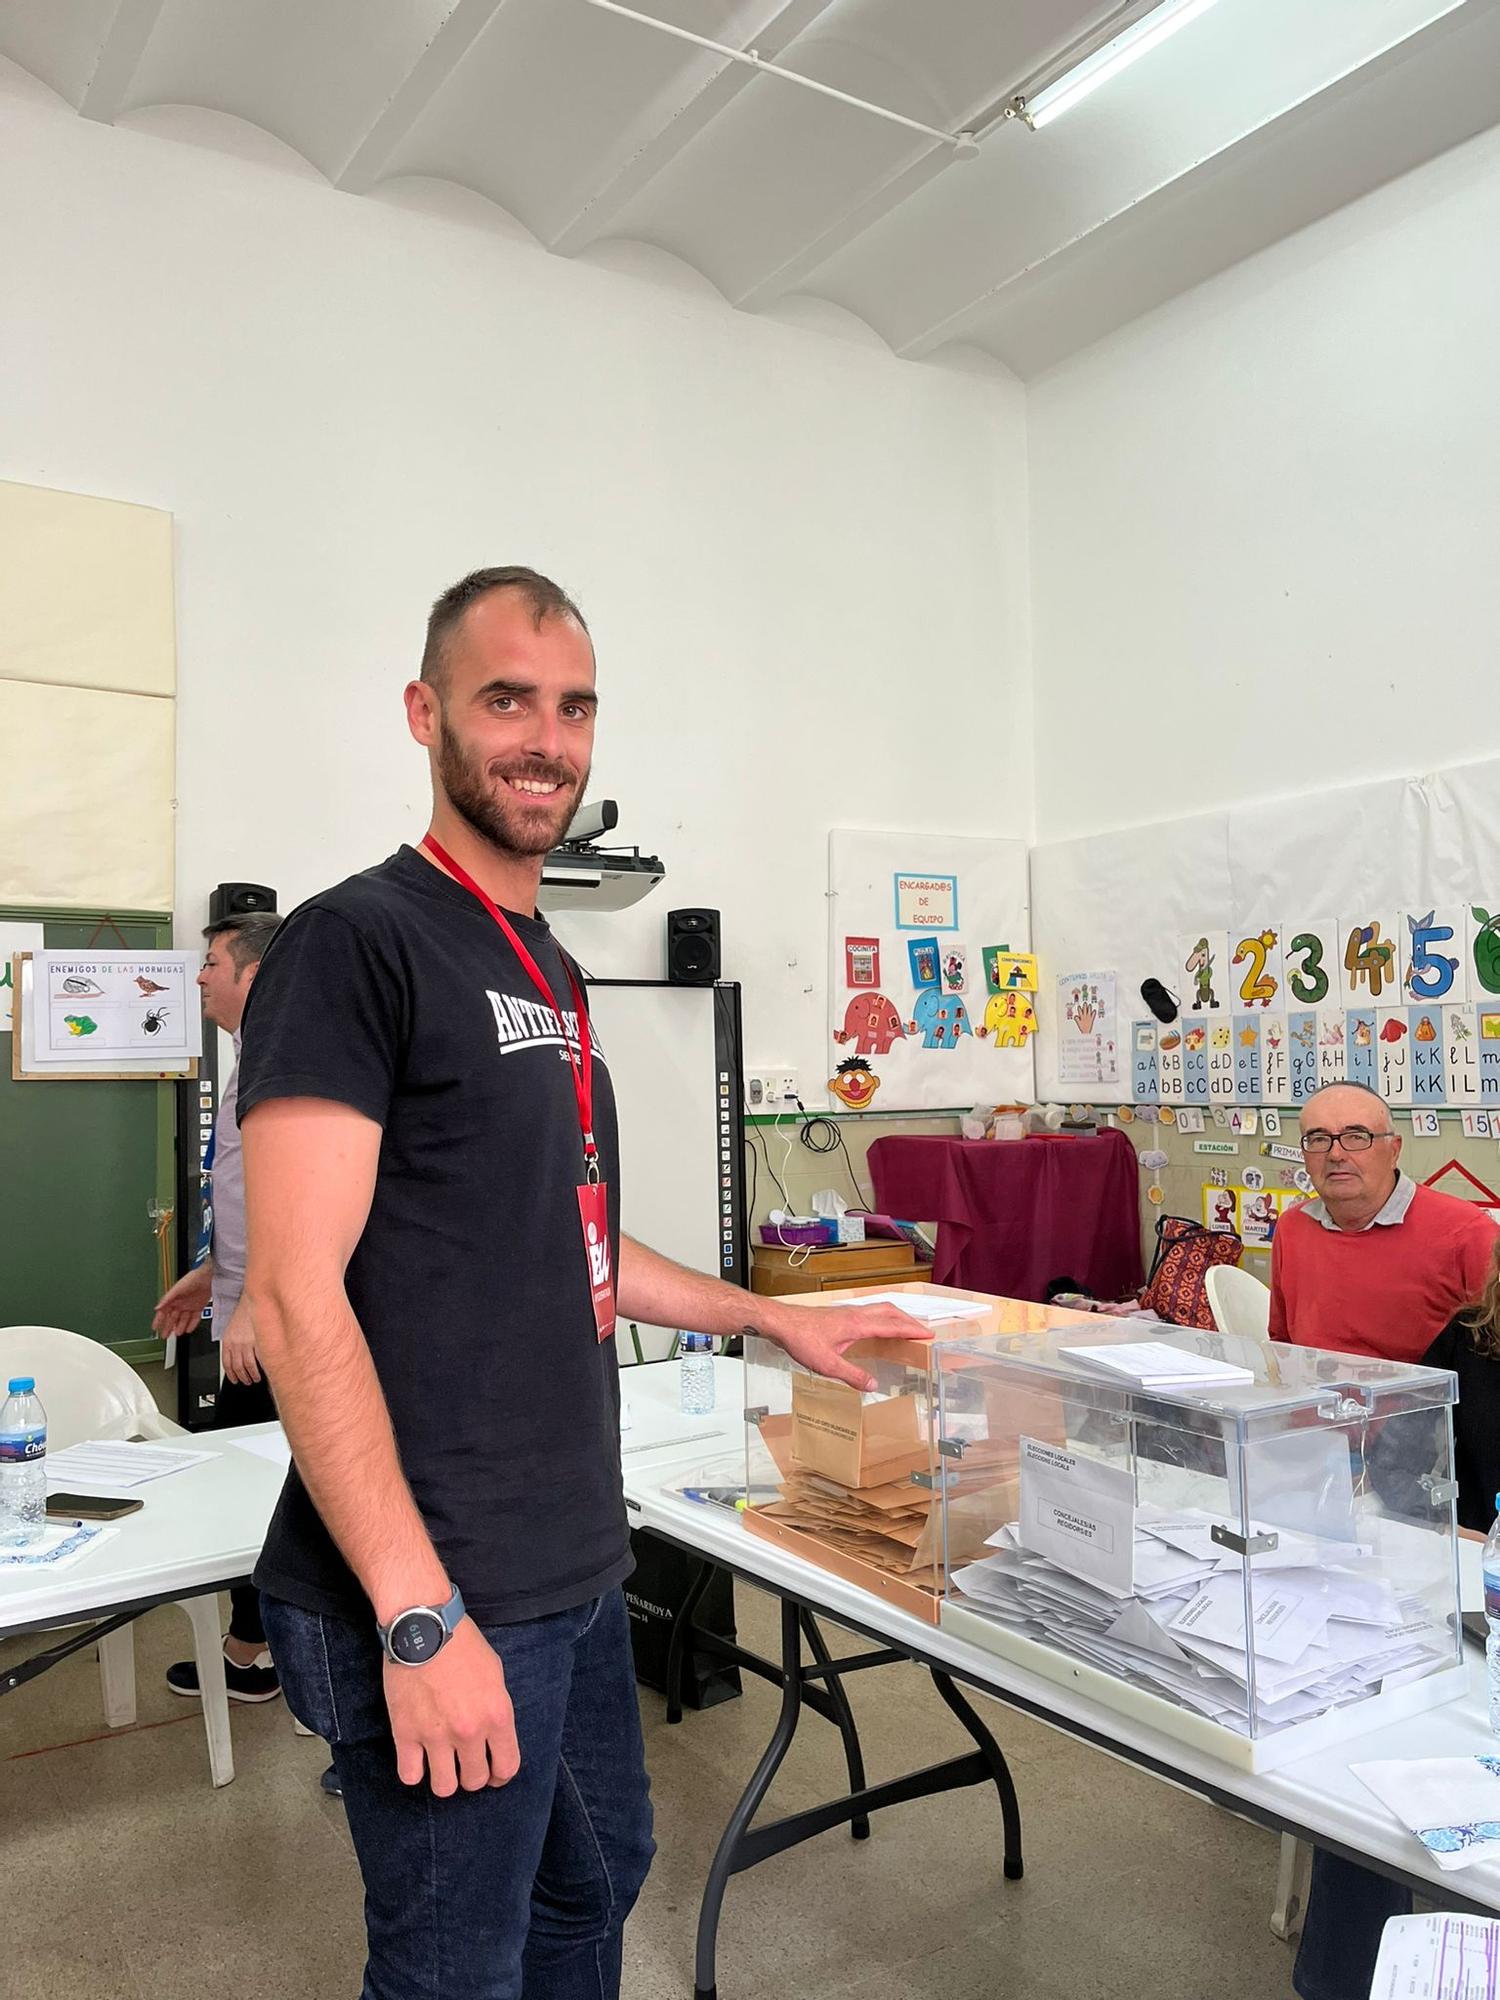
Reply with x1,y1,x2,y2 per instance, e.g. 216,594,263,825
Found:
0,1325,235,1786
1204,1263,1271,1340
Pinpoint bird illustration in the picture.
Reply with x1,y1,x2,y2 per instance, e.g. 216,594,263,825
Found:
135,974,170,995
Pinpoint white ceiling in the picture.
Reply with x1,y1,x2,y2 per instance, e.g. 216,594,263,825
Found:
5,0,1500,377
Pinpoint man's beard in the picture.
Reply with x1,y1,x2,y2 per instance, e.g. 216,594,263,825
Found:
437,715,586,859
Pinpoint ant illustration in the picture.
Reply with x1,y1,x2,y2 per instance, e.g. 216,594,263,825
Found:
141,1006,171,1036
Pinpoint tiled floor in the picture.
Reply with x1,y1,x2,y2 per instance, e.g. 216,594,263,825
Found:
1,1582,1298,2000
3,1360,1298,1997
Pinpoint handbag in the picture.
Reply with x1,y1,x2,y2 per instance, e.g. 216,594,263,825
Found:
1140,1214,1243,1330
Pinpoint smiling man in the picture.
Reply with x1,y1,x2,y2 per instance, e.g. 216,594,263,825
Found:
1269,1080,1495,1361
237,567,924,2000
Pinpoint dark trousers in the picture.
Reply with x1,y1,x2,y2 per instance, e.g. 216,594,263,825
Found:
262,1587,654,2000
1293,1849,1411,2000
213,1369,276,1647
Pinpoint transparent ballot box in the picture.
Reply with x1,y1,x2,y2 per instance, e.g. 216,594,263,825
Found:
934,1325,1466,1771
740,1285,1106,1626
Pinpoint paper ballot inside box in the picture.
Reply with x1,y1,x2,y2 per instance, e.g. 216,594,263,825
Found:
789,1375,929,1489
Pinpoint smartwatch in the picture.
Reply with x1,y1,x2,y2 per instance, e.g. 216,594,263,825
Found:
377,1586,466,1668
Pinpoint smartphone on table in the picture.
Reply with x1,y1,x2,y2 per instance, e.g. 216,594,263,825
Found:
45,1493,144,1522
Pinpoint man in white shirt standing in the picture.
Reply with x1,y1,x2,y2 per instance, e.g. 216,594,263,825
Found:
153,909,282,1701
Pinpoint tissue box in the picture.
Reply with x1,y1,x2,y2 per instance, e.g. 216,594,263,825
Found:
833,1215,866,1245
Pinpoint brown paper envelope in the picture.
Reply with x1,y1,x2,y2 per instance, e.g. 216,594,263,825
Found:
791,1377,925,1487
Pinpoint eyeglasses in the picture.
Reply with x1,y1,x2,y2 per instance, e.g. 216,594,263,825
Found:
1300,1127,1393,1155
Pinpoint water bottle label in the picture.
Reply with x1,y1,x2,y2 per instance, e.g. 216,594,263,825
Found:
1485,1577,1500,1621
0,1430,45,1462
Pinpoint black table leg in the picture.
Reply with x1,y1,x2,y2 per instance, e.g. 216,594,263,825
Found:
799,1608,869,1840
694,1596,804,2000
931,1668,1024,1879
690,1590,1024,1999
0,1605,143,1694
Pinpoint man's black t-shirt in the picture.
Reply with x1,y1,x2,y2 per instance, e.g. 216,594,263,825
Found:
238,844,628,1625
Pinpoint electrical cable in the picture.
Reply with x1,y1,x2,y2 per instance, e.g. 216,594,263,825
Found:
793,1098,874,1211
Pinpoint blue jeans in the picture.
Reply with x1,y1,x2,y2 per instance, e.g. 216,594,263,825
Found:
261,1588,655,2000
1292,1849,1411,2000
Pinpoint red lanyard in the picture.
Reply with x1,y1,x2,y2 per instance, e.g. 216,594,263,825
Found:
421,835,599,1178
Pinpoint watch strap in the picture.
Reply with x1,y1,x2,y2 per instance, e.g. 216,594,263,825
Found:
378,1585,466,1662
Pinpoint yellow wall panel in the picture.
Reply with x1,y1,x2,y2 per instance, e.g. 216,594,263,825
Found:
0,680,173,908
0,479,175,697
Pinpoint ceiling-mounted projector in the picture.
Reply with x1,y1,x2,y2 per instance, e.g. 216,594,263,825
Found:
537,799,665,914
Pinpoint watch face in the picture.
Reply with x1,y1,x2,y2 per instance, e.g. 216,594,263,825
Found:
389,1609,446,1666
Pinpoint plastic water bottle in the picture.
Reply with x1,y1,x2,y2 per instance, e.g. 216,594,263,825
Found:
679,1334,716,1416
1484,1495,1500,1736
0,1377,48,1549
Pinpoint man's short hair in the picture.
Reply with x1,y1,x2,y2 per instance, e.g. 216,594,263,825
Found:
1301,1080,1392,1126
203,910,281,974
420,567,589,692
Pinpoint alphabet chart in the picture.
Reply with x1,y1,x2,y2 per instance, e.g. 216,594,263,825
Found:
1133,1001,1500,1107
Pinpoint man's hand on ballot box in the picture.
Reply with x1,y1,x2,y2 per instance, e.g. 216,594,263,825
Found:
753,1298,933,1392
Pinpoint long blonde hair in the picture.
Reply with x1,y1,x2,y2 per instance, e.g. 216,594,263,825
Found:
1462,1234,1500,1358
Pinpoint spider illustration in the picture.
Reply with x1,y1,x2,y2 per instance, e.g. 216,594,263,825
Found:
141,1005,171,1036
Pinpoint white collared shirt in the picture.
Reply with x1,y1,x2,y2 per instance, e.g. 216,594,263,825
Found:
1300,1170,1414,1234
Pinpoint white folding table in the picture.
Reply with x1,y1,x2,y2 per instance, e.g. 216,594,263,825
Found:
618,1356,1500,2000
0,1424,286,1786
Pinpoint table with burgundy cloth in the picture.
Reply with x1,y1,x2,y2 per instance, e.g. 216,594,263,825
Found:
867,1128,1144,1303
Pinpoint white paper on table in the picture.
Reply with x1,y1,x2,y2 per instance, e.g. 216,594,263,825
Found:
1167,1572,1330,1664
1370,1912,1500,1998
1018,1437,1135,1597
845,1293,988,1323
44,1440,216,1493
1354,1758,1500,1875
1060,1340,1254,1388
0,1520,119,1571
231,1430,292,1470
616,1390,733,1458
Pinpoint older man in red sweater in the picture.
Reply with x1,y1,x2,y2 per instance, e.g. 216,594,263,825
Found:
1276,1081,1496,2000
1271,1081,1495,1360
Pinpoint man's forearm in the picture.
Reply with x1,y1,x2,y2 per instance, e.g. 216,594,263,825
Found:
617,1235,796,1344
251,1279,450,1623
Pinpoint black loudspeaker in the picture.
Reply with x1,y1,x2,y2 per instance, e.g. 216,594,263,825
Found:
209,882,278,925
667,908,720,985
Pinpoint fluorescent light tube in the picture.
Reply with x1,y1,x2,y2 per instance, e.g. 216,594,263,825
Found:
1022,0,1221,128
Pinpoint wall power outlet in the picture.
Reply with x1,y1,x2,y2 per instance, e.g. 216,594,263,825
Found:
745,1070,800,1111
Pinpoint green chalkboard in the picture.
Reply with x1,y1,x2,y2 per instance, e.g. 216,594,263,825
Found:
1,908,177,1361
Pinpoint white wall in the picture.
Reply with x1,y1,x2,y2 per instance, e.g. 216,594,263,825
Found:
1027,119,1500,845
0,64,1030,1106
